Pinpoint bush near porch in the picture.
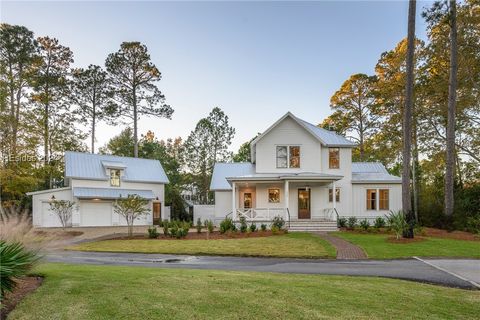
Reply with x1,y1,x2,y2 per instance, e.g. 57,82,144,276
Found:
69,232,336,258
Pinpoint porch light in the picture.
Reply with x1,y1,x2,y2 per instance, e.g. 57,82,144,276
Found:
156,197,159,200
305,186,310,192
51,195,56,200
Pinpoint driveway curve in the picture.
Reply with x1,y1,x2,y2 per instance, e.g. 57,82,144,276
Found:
45,250,478,289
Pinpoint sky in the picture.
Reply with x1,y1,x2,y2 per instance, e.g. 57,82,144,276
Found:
1,0,432,152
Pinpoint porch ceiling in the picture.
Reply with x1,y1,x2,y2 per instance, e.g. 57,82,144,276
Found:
226,172,343,184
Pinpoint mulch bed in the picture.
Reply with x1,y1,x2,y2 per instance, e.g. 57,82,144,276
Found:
386,236,427,244
113,230,286,241
34,230,84,238
1,276,43,319
423,228,480,241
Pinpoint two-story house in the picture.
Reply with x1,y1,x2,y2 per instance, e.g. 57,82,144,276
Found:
28,152,169,227
208,112,401,231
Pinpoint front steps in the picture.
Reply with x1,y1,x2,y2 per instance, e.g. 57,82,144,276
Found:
288,219,338,232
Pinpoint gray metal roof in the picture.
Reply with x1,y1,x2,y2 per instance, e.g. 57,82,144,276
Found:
250,112,356,151
73,187,155,199
65,152,169,184
297,118,357,147
352,162,401,184
210,163,343,191
210,163,255,190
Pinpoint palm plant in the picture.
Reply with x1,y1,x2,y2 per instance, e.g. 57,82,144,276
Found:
0,240,40,300
387,210,408,240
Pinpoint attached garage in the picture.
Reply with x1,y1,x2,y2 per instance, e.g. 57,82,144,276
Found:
80,201,113,226
40,201,64,227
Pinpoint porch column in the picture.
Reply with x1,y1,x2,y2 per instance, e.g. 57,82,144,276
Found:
284,180,289,215
332,181,336,210
232,182,236,221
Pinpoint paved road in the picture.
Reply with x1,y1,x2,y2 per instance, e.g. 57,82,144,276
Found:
45,251,479,289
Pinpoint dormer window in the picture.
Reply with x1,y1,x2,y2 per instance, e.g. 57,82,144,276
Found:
110,169,121,187
276,146,300,168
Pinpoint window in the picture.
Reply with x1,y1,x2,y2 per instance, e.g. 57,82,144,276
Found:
110,169,121,187
289,146,300,168
366,189,376,210
328,188,340,202
276,146,288,168
268,188,280,203
329,148,340,169
276,145,300,168
379,189,389,210
244,193,252,209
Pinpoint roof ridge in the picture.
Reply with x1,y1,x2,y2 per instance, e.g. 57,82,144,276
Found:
65,151,160,162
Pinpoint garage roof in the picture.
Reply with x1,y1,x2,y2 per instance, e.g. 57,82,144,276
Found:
65,151,169,184
73,187,155,199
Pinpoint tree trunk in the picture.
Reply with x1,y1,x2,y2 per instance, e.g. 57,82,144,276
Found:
402,0,416,238
445,0,457,218
133,87,138,158
412,113,419,223
92,101,96,154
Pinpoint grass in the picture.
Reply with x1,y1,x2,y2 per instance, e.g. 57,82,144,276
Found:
9,263,480,320
334,232,480,259
69,232,336,258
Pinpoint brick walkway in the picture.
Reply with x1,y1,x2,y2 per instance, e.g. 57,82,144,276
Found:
314,232,367,259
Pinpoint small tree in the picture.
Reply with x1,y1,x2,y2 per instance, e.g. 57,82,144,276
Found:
49,200,75,230
113,194,149,238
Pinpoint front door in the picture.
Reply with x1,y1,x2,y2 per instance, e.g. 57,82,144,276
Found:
153,202,161,225
298,189,311,219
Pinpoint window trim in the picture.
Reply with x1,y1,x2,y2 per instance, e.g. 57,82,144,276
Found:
329,148,340,169
110,169,121,187
328,188,340,203
379,189,389,210
276,145,301,169
276,146,288,168
268,188,281,203
366,189,377,210
366,188,390,211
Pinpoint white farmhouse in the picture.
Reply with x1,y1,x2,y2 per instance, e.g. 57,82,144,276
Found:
28,152,169,227
207,112,402,231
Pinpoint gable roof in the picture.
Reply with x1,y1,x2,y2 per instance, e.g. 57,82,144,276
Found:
65,151,169,184
352,162,401,184
250,112,356,149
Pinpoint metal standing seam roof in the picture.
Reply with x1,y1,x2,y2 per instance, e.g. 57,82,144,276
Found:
73,187,155,199
352,162,402,183
65,151,169,184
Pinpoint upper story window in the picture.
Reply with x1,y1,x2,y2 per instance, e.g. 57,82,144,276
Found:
329,148,340,169
276,146,300,168
110,169,121,187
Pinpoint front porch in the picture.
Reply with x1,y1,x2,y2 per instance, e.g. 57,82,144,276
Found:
229,176,341,226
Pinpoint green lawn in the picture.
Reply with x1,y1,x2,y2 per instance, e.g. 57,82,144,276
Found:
334,232,480,259
9,263,480,320
69,233,336,258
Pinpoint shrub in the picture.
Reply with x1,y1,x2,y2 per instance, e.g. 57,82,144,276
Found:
359,219,370,231
249,223,257,232
196,218,202,233
272,216,285,230
260,223,267,232
0,240,40,299
347,217,357,229
337,217,347,228
162,220,170,236
204,219,214,234
387,210,408,240
466,216,480,234
374,217,386,229
147,226,159,239
239,216,248,233
271,225,280,234
219,217,236,234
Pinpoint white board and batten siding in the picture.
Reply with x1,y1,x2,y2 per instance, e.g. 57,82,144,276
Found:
351,184,402,222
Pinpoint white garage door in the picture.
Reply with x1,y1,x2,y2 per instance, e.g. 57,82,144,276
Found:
41,202,63,227
81,201,112,226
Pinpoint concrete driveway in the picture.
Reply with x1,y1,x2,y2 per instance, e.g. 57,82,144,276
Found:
416,258,480,288
45,251,479,289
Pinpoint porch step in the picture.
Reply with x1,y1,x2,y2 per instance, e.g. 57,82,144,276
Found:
288,220,338,232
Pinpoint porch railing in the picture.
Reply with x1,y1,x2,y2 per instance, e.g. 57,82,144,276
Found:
236,208,289,223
